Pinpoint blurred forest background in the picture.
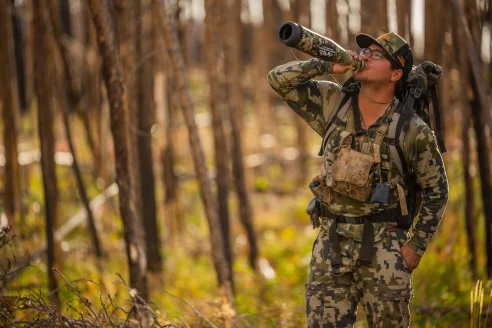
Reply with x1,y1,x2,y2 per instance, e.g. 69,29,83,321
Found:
0,0,492,326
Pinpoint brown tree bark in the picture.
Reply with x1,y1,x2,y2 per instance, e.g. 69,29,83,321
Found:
452,7,477,278
46,0,103,259
0,1,22,235
360,0,387,36
326,0,340,40
21,0,35,112
33,0,60,301
113,0,145,253
153,4,183,244
453,0,492,277
220,0,259,271
86,0,148,298
204,0,233,278
425,0,443,63
137,0,162,273
294,0,310,186
396,0,412,41
153,0,235,305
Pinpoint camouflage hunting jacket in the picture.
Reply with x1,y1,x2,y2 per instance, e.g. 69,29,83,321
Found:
267,58,449,256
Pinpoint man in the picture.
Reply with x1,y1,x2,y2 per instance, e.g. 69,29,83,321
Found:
268,32,448,327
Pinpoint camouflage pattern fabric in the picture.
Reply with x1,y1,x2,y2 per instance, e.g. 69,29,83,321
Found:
267,57,449,255
306,219,412,327
267,58,449,326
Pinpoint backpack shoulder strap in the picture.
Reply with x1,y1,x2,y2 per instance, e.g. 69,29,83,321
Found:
318,91,351,156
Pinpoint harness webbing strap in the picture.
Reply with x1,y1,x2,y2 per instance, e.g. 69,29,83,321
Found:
319,92,352,156
387,112,404,177
430,84,447,153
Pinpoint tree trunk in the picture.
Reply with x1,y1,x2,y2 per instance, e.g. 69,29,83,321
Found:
455,0,492,277
360,0,386,36
137,0,161,273
11,2,27,113
294,0,310,186
86,0,148,298
113,0,145,260
396,0,411,41
153,0,235,305
153,5,183,244
425,0,442,63
47,0,104,259
0,1,22,236
220,0,259,271
204,0,233,278
452,6,477,278
21,0,35,113
33,0,60,301
326,0,340,40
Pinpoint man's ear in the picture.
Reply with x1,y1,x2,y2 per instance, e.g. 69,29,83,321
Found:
391,69,403,82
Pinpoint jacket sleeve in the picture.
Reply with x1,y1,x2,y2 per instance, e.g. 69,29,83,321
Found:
267,58,342,137
404,117,449,256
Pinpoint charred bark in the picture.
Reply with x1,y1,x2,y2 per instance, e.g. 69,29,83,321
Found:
204,0,233,279
326,0,340,41
154,0,235,305
47,0,103,259
87,0,148,298
453,0,492,277
220,0,259,271
138,0,162,273
0,1,22,235
33,0,60,300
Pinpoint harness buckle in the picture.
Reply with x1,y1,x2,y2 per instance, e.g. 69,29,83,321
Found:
411,87,423,98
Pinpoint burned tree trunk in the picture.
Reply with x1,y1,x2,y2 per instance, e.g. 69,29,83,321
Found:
326,0,340,40
220,0,259,271
0,1,22,235
113,0,145,253
138,0,162,273
46,0,103,259
86,0,148,298
294,0,310,186
453,0,492,277
452,7,477,279
33,0,60,300
204,0,233,278
154,0,235,305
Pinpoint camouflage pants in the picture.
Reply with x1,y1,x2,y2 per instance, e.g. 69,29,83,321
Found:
306,221,412,328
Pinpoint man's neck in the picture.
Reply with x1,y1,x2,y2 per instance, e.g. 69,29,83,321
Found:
358,84,395,127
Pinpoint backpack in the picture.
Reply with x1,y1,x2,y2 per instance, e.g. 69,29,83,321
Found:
319,61,446,224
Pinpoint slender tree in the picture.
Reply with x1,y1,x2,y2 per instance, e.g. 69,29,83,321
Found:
86,0,148,297
33,0,60,300
326,0,340,41
113,0,145,253
204,0,233,277
153,0,235,305
220,0,259,270
47,0,103,259
451,6,477,278
293,0,310,186
0,0,22,235
138,0,162,273
452,0,492,277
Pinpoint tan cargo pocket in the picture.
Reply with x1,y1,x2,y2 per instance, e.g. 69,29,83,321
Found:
331,146,375,201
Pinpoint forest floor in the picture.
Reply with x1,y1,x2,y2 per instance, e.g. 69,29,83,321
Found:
2,146,489,327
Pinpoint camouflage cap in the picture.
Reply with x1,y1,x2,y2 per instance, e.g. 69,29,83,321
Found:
356,32,413,77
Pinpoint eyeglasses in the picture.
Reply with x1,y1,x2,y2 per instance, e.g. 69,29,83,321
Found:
360,48,388,60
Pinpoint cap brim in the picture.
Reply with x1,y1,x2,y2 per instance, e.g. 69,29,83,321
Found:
355,34,381,50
